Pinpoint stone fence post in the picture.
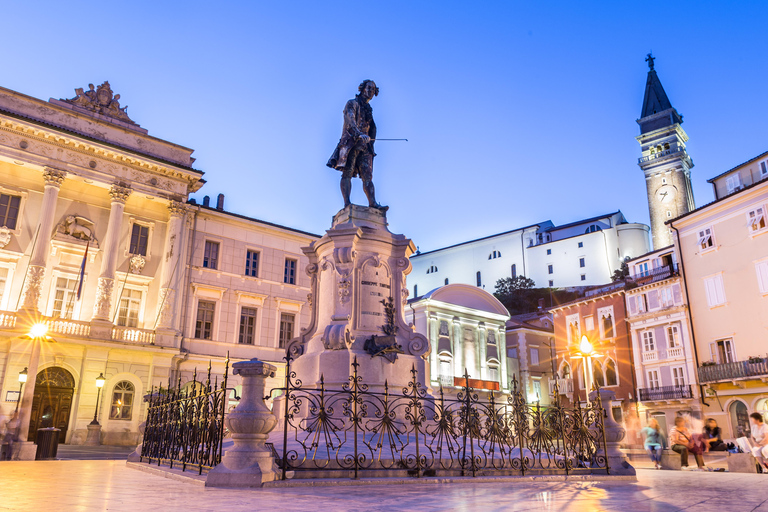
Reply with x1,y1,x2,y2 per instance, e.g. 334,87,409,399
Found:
589,388,636,476
206,359,278,487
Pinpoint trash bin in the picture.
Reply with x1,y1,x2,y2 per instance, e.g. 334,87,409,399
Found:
35,427,60,460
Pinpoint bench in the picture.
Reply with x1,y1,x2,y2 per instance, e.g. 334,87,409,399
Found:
727,452,758,473
660,450,682,470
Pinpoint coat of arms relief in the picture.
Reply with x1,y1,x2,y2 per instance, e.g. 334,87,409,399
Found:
62,81,135,124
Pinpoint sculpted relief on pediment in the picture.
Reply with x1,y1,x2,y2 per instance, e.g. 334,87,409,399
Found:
54,215,99,247
62,81,136,125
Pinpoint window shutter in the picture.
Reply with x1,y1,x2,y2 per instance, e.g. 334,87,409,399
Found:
714,275,726,304
704,277,717,307
756,262,768,294
672,283,682,304
628,296,637,315
647,290,660,309
709,342,717,362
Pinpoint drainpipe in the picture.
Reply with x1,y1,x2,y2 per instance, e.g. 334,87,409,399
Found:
669,223,710,408
179,206,200,352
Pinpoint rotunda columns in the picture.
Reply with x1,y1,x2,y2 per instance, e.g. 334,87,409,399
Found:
92,185,131,321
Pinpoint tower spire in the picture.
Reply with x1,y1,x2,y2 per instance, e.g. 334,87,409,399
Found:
640,53,675,121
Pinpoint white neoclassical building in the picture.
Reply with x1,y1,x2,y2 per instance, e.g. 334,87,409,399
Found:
0,82,317,453
408,284,510,395
410,211,650,296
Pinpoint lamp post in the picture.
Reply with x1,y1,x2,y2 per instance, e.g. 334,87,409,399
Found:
15,368,28,413
573,335,602,402
15,322,54,460
85,373,106,446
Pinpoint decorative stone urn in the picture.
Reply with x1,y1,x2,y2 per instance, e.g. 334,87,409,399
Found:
589,388,636,476
206,359,278,487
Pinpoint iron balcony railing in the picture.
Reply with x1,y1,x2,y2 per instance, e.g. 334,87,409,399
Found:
630,264,679,286
698,359,768,383
638,146,684,164
638,385,693,401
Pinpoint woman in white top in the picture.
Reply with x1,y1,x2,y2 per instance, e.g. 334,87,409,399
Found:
749,412,768,469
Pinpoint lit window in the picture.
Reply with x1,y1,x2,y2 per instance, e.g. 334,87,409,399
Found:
238,307,257,345
697,227,714,251
109,381,134,420
117,289,142,327
203,241,219,269
667,325,680,347
130,224,149,256
52,277,78,319
642,330,655,352
195,300,215,339
245,250,259,277
284,258,297,284
0,193,21,230
748,207,766,233
279,313,295,348
710,338,735,364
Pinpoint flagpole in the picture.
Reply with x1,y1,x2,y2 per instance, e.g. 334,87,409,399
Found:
14,225,41,311
63,241,89,319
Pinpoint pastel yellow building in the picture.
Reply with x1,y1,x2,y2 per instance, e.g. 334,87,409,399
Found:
670,150,768,438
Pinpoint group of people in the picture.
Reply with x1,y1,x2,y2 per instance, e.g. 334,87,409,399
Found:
641,413,768,471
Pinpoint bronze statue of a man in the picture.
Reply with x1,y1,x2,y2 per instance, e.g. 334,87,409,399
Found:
327,80,386,210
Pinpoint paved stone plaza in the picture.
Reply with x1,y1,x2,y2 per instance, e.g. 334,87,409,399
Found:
1,461,767,511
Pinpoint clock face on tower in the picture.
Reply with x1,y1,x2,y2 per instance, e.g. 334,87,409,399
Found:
655,184,677,204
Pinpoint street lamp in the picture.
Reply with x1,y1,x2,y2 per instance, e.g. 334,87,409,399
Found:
91,373,106,425
573,335,602,401
15,367,28,413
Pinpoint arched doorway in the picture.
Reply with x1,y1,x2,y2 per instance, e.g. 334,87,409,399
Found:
729,400,750,438
28,367,75,443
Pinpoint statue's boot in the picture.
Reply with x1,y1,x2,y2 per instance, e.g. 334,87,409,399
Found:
363,180,388,211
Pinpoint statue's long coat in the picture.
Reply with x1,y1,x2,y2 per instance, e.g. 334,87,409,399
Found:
327,96,376,173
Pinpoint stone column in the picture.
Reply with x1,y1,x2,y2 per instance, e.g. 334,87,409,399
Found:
206,359,278,487
589,388,636,476
428,314,438,384
19,168,66,311
92,185,131,322
477,322,487,380
452,317,462,377
517,331,530,399
156,201,187,331
498,327,508,391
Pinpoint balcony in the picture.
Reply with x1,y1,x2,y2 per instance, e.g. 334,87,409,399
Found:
638,385,693,401
112,326,157,345
548,378,574,395
630,264,679,287
698,359,768,384
667,346,683,358
638,146,684,164
642,350,658,362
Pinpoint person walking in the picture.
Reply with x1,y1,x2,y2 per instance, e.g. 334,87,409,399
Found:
669,416,707,470
749,412,768,470
641,418,665,469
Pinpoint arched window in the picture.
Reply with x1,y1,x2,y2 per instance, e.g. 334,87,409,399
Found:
585,225,603,234
560,361,571,379
109,381,135,420
664,143,670,150
444,278,449,285
476,271,482,287
602,314,614,339
413,285,418,297
729,400,750,438
605,358,618,386
593,361,605,388
569,322,579,343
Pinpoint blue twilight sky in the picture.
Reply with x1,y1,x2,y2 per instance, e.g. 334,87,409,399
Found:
2,1,767,250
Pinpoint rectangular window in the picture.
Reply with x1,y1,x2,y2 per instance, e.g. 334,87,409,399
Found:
532,380,542,399
284,258,297,284
203,241,219,269
710,338,735,364
703,274,726,307
647,370,660,389
761,160,768,178
511,264,516,278
489,366,499,382
660,287,674,307
642,330,655,352
0,267,8,306
117,289,142,327
579,257,585,268
580,274,586,281
195,300,215,339
279,313,295,348
636,294,647,313
697,227,714,251
245,250,259,277
672,367,685,387
548,280,553,287
52,277,78,319
530,348,539,365
756,261,768,294
748,206,766,233
635,262,649,277
439,360,452,380
546,249,552,255
476,271,482,287
726,173,742,193
578,242,583,248
238,307,257,345
129,224,149,256
667,325,680,347
548,264,553,274
584,316,594,332
0,193,21,230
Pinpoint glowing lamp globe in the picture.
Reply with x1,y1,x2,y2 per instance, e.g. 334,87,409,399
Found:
18,367,28,383
29,323,48,339
579,335,594,356
96,373,106,389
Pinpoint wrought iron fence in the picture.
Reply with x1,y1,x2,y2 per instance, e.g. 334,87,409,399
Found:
272,354,609,480
140,358,229,474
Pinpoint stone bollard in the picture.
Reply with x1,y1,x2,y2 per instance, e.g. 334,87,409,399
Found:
589,388,636,476
206,359,278,487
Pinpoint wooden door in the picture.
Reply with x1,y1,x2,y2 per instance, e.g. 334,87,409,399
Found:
28,368,75,444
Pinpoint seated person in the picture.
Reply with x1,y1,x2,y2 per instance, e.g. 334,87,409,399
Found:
669,416,706,470
703,418,727,451
749,412,768,470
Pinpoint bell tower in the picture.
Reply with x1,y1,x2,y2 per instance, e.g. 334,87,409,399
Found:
636,54,695,249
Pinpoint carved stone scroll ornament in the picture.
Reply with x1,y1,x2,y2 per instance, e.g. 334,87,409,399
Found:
93,277,115,319
62,81,136,124
19,265,46,310
129,254,146,274
337,274,351,305
0,227,11,249
322,323,352,350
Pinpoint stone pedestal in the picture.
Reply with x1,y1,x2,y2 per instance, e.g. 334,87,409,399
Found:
206,360,278,488
291,205,430,393
589,388,636,476
15,441,37,461
84,424,102,446
727,452,758,473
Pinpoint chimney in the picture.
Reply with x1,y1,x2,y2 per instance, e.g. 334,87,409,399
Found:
537,298,545,310
188,198,197,205
216,193,225,211
202,195,210,207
